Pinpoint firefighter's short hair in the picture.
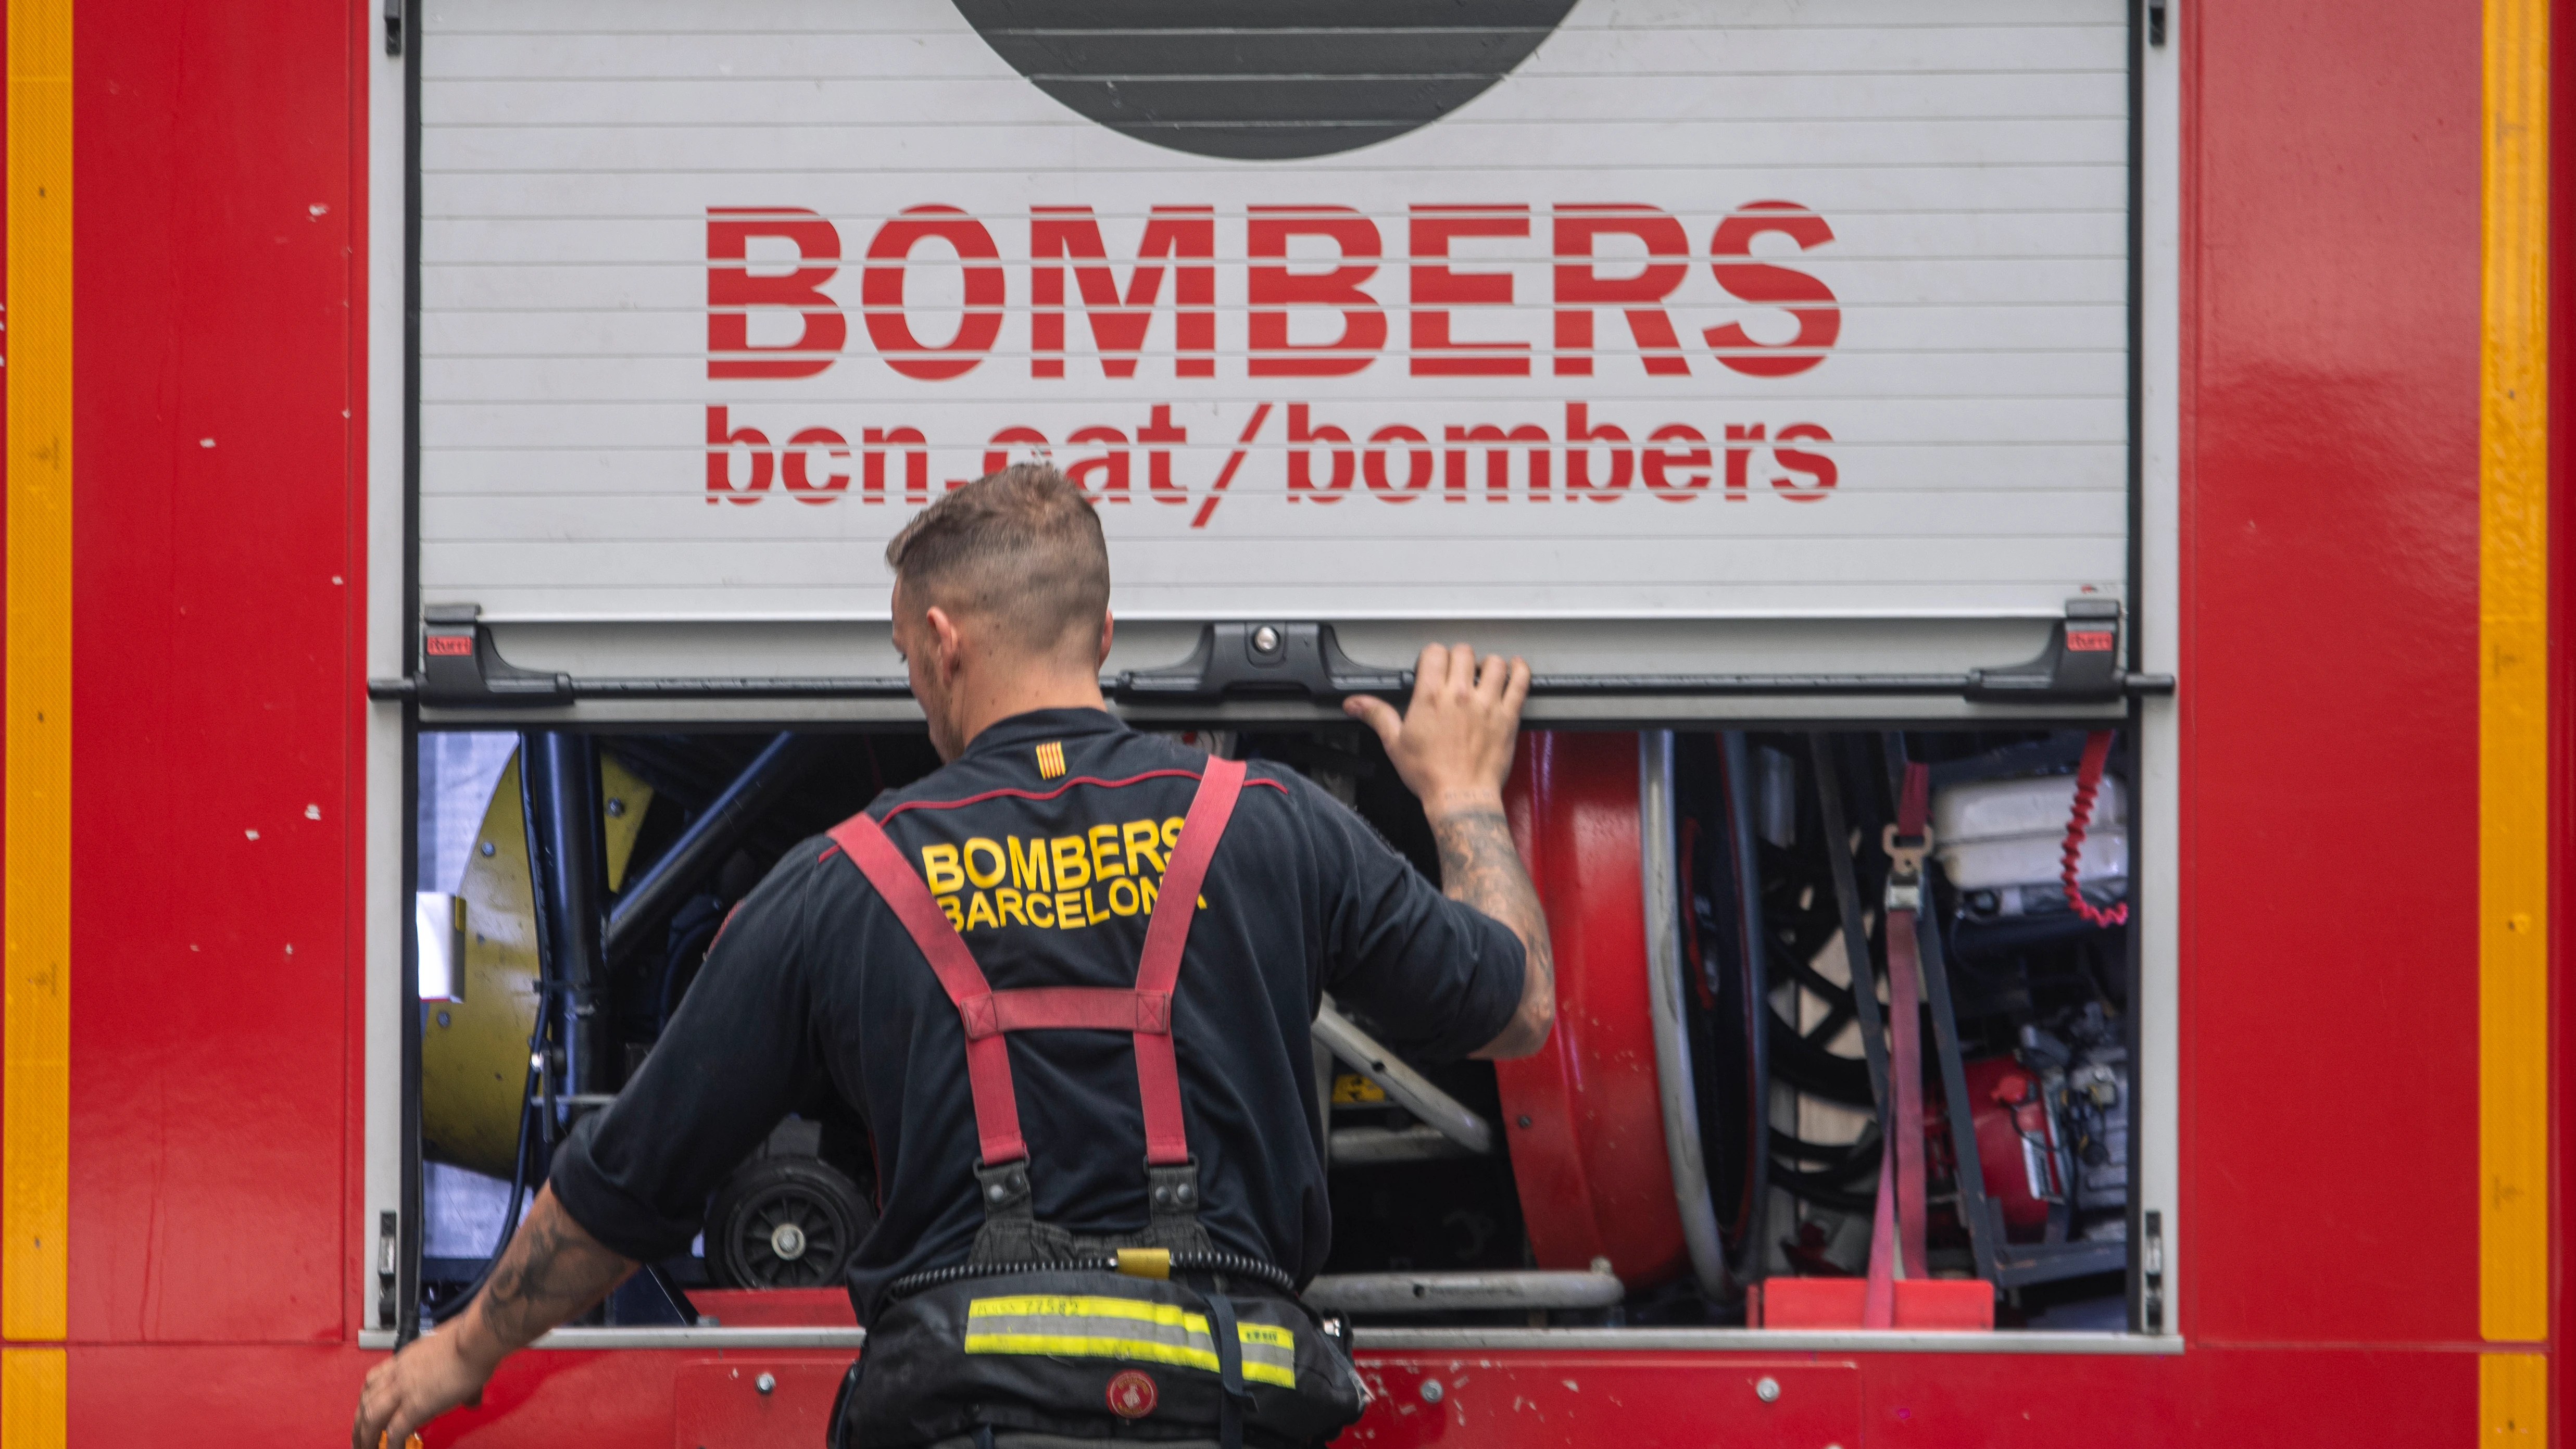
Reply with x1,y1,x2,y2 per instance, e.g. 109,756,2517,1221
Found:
885,463,1110,658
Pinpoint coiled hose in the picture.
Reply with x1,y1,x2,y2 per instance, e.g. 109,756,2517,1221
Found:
2060,730,2130,928
890,1249,1296,1301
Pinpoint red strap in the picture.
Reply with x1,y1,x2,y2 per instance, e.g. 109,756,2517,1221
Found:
1891,762,1932,1284
981,986,1171,1038
1133,756,1247,1164
831,808,1025,1165
1862,1133,1900,1328
1865,760,1934,1326
1864,924,1932,1325
826,754,1248,1171
1884,890,1930,1283
1898,757,1930,839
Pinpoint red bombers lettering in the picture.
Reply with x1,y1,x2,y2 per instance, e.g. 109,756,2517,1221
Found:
1554,205,1693,377
864,206,1006,381
1413,205,1530,376
1705,203,1841,378
705,201,1838,381
1031,207,1215,379
707,401,1835,521
706,208,845,380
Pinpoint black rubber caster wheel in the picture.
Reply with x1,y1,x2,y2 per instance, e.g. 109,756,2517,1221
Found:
706,1155,872,1289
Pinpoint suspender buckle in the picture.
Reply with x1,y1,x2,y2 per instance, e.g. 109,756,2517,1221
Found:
1147,1158,1206,1235
977,1162,1034,1213
1882,823,1934,913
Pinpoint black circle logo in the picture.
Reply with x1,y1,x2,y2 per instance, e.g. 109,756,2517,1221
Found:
953,2,1580,160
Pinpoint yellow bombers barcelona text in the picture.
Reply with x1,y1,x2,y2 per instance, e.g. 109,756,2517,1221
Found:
916,815,1207,935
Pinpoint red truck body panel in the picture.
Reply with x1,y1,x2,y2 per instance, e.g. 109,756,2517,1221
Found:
0,0,2564,1441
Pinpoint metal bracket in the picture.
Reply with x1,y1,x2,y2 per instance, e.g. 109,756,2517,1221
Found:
1303,1269,1625,1315
604,734,821,964
1112,622,1405,704
1313,1000,1493,1155
1811,737,1891,1113
1964,600,2133,703
1914,889,2008,1297
1881,734,2005,1298
1328,1124,1478,1164
384,0,403,56
413,604,573,707
376,1211,399,1329
2143,1209,2165,1331
1881,823,1934,914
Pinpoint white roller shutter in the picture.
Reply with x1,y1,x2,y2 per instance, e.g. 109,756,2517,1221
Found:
404,0,2143,720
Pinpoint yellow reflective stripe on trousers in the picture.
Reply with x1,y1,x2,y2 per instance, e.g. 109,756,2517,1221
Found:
964,1294,1298,1388
1232,1321,1296,1385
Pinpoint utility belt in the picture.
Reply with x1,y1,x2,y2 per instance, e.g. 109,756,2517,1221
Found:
822,758,1363,1448
831,1253,1362,1449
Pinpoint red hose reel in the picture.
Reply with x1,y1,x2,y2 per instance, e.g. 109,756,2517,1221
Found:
1492,731,1689,1286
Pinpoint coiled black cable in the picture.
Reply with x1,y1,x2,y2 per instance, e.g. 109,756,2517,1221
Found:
429,1044,542,1326
431,745,563,1327
889,1250,1296,1301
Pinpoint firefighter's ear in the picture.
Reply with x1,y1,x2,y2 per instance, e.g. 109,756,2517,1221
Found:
1096,609,1115,669
923,604,966,677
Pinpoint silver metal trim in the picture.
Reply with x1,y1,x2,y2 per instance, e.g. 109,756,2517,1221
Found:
360,9,411,1338
1351,1326,2182,1356
362,1324,2173,1357
1312,1001,1493,1155
1306,1270,1625,1315
1329,1124,1476,1165
2135,0,2185,1341
534,1326,869,1350
1640,732,1729,1300
417,695,2124,731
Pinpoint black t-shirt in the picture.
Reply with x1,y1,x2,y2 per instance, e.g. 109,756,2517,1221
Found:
550,707,1525,1321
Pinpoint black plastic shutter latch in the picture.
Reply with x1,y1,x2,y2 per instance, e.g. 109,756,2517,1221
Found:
1962,600,2129,703
417,604,573,707
1113,622,1406,703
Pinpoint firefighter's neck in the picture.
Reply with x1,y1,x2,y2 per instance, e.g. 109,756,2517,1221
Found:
936,654,1109,760
908,605,1113,762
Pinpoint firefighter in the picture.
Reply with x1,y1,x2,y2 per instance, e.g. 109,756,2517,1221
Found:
353,464,1555,1449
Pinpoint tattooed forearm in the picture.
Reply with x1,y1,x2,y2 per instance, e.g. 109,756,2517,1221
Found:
454,1187,638,1369
1428,805,1555,1057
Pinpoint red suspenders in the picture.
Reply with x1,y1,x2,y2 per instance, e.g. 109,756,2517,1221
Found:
826,755,1249,1169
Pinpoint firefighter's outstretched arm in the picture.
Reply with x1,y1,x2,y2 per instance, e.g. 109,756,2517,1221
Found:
351,1186,638,1449
1344,641,1555,1058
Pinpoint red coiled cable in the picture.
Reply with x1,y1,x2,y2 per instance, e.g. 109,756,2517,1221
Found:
2062,729,2129,928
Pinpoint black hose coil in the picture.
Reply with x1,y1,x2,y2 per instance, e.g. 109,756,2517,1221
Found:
889,1250,1296,1301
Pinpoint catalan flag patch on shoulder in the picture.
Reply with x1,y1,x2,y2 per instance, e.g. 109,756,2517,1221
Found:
1035,740,1067,779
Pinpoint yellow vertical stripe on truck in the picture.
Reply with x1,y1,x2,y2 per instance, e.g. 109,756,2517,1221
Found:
3,0,73,1354
0,1347,66,1449
2476,0,2548,1358
2480,1353,2546,1440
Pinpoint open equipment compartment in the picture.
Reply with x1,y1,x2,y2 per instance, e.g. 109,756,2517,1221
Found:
361,0,2181,1356
395,719,2156,1339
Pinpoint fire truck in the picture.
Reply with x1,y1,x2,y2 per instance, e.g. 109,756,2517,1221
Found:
0,0,2564,1442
